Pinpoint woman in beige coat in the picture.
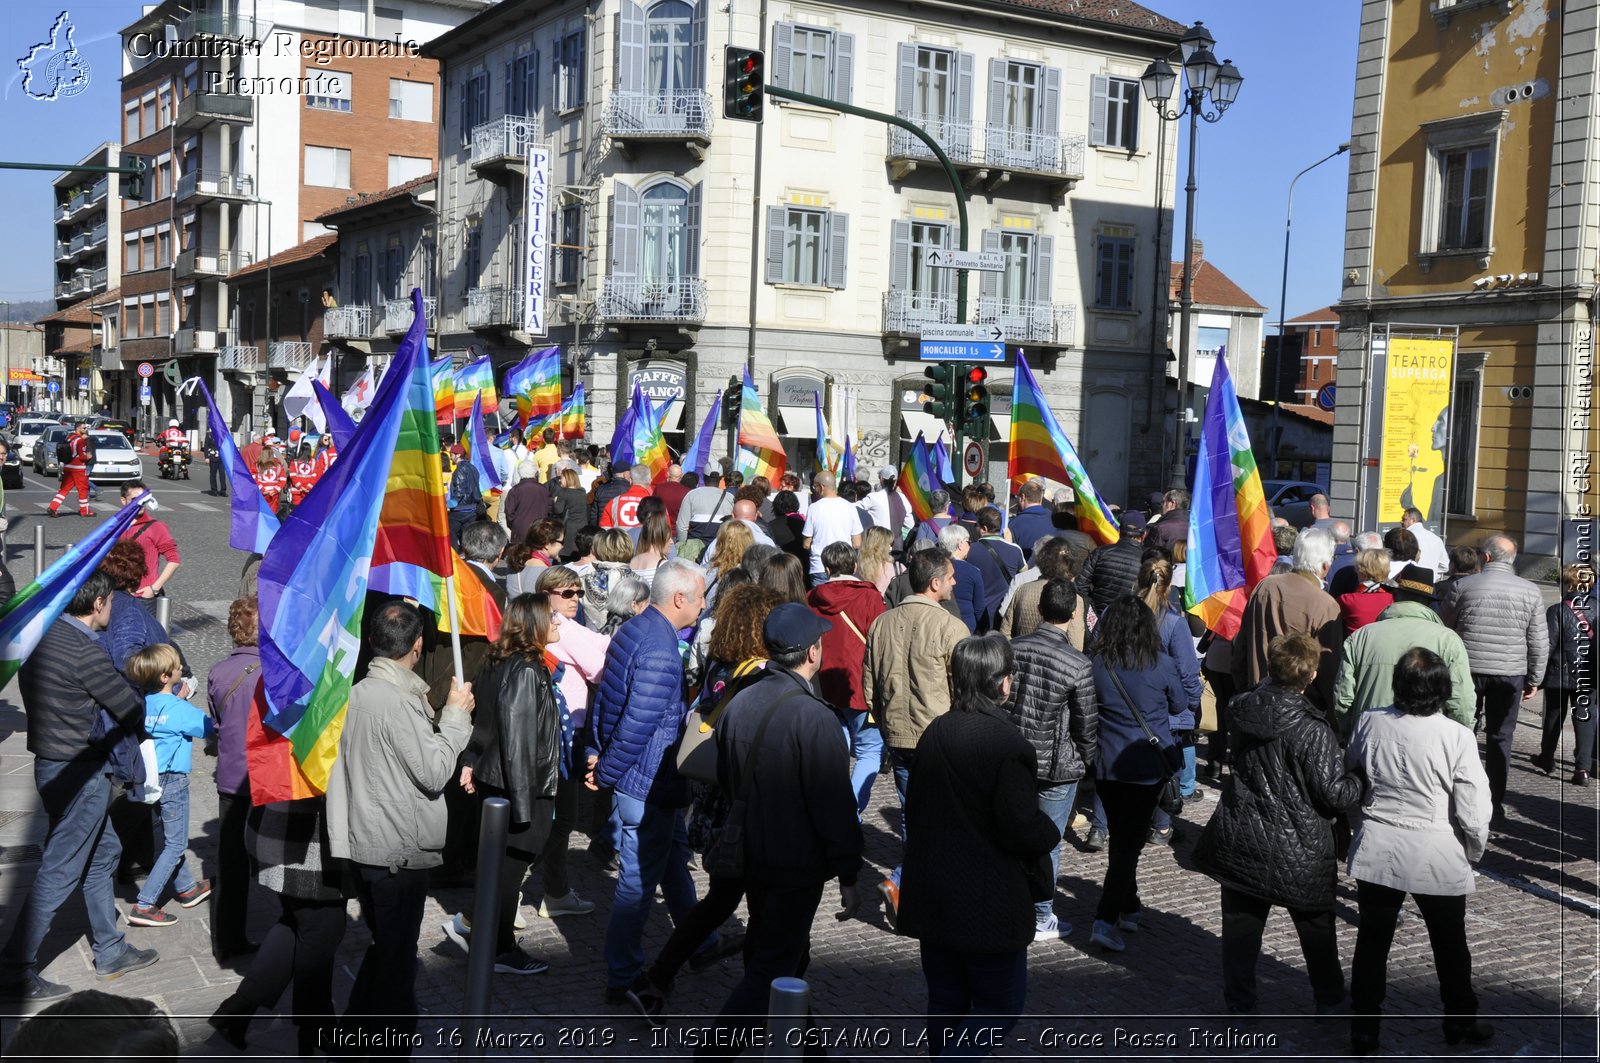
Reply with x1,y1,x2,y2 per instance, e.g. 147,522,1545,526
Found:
1345,647,1492,1055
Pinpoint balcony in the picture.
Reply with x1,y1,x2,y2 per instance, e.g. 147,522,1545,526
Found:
465,286,525,330
177,91,254,129
886,115,1087,193
55,240,72,261
597,277,707,326
176,12,258,40
55,273,94,300
602,91,714,156
974,298,1078,347
89,178,107,204
219,344,261,373
95,347,123,371
175,247,252,279
56,202,70,222
87,222,107,249
175,328,218,355
176,169,255,205
323,305,373,340
882,288,957,335
91,266,108,288
470,115,545,175
70,232,88,254
384,296,435,334
268,341,315,370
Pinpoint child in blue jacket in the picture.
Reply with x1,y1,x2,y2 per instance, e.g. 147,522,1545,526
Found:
126,643,214,926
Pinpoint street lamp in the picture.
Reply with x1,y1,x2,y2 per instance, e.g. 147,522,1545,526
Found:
1142,21,1244,489
1268,141,1351,475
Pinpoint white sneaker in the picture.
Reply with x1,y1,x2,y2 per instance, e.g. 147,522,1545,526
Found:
1033,915,1072,942
539,891,596,918
445,909,526,950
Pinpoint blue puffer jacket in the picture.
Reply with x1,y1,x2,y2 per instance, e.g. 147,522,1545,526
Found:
588,606,690,806
1158,608,1203,731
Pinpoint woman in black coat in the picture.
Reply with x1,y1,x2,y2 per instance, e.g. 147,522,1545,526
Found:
1193,632,1362,1018
1537,563,1597,783
899,633,1060,1059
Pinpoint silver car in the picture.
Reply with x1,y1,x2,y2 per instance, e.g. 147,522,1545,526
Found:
87,431,143,484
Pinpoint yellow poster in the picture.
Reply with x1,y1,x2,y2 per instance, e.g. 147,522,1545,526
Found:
1378,336,1454,524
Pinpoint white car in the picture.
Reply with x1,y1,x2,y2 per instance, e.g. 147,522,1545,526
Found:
87,431,143,484
14,418,60,464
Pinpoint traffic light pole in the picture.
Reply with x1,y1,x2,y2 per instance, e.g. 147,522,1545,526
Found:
0,158,151,198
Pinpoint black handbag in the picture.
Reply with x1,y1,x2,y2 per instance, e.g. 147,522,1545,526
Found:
1105,666,1186,816
1023,852,1055,903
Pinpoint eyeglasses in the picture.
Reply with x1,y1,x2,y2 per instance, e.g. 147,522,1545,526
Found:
551,588,581,599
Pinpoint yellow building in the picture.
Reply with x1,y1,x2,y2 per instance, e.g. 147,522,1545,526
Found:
1333,0,1596,567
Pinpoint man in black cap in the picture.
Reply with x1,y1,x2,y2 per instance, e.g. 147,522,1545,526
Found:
697,603,863,1056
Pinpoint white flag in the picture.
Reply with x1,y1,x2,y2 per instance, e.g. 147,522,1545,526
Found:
284,355,330,431
341,365,376,416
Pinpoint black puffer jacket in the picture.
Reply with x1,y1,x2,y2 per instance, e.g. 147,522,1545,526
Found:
465,655,562,830
1193,682,1361,910
1006,625,1097,783
1080,537,1143,615
1544,592,1598,692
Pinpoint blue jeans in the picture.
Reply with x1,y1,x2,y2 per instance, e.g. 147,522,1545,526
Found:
1179,744,1198,797
137,772,197,907
604,793,711,989
1033,781,1077,922
889,748,915,888
0,758,129,977
841,711,883,818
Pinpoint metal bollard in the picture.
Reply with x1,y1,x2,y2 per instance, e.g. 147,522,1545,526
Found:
33,524,44,580
765,977,810,1059
155,596,171,632
460,796,509,1060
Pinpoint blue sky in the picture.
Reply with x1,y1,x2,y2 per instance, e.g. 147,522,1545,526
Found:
0,0,1358,327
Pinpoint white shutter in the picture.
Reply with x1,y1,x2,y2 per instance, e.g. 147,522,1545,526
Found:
825,212,849,289
1090,74,1109,146
831,32,855,104
765,206,787,283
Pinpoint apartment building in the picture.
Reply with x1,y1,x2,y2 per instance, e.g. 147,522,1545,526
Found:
0,324,47,410
424,0,1184,504
52,144,123,313
116,0,485,430
1267,305,1338,414
1333,0,1596,562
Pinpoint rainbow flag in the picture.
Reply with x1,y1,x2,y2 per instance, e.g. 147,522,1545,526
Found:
736,368,786,482
1185,352,1276,639
0,495,147,686
507,345,562,432
609,383,646,467
453,355,497,419
370,546,502,640
255,289,433,803
193,378,279,553
464,390,503,493
560,383,586,438
430,356,456,426
1007,353,1120,546
636,395,675,483
898,433,938,523
681,390,722,477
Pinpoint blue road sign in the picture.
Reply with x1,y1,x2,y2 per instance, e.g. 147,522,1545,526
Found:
47,380,58,393
919,340,1005,362
1316,382,1336,410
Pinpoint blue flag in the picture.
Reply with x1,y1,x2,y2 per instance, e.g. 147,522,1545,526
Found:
190,377,279,553
312,379,358,453
681,391,722,477
609,383,647,467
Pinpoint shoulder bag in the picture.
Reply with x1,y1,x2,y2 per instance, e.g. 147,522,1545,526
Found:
1104,665,1186,816
676,658,764,783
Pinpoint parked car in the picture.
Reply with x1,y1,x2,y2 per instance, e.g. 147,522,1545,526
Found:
0,433,21,490
92,417,137,445
87,431,143,484
1262,479,1328,529
32,426,71,477
14,418,59,464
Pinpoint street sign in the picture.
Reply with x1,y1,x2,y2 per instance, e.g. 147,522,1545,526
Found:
77,376,89,389
963,440,984,477
161,361,181,385
47,381,58,394
1316,382,1336,410
136,362,154,379
919,323,1005,342
926,249,1005,272
919,340,1006,363
139,384,151,404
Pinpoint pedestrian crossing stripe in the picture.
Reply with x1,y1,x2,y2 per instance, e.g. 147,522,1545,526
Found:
33,501,116,513
179,502,218,512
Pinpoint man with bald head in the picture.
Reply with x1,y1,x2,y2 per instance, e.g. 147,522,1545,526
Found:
732,499,776,546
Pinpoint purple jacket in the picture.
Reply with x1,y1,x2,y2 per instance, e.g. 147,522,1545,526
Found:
207,645,260,796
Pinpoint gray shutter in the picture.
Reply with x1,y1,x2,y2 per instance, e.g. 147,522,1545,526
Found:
504,61,513,115
771,23,794,90
690,0,708,91
1042,66,1061,136
987,59,1006,128
979,229,1001,300
831,32,855,104
616,0,646,94
896,43,916,116
609,183,641,280
459,80,469,145
1126,81,1140,151
685,183,702,278
765,205,787,284
1116,240,1135,308
1090,74,1109,146
1095,238,1113,306
955,51,974,121
890,219,912,293
826,212,849,289
529,51,540,112
1033,234,1054,302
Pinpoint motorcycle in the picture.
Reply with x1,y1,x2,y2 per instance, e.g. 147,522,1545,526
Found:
158,442,191,480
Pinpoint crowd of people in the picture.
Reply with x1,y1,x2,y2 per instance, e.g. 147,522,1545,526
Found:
0,445,1593,1059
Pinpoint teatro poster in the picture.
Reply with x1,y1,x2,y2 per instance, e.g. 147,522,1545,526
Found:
1378,336,1454,525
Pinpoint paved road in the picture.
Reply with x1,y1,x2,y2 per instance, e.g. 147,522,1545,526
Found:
0,460,1594,1059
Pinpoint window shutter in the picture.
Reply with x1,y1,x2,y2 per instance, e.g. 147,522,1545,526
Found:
890,219,912,293
1095,238,1114,306
955,51,975,121
690,1,708,91
987,59,1006,129
504,61,513,115
528,52,540,113
765,205,787,284
1116,240,1134,309
1090,74,1109,146
1033,234,1054,302
1042,66,1061,137
980,229,1002,300
616,0,646,94
771,23,795,90
609,182,641,280
826,212,849,289
1125,81,1140,151
685,182,703,278
459,80,470,145
831,32,855,104
896,43,916,116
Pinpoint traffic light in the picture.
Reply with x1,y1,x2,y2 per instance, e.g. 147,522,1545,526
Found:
962,365,990,437
724,48,765,122
721,375,742,429
120,155,149,202
922,363,953,422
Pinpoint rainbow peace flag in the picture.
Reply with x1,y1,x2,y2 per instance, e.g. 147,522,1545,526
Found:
453,355,497,419
898,433,939,523
1185,352,1276,639
636,395,675,483
430,356,456,426
254,289,434,803
1008,353,1119,545
370,547,502,640
507,346,561,432
560,382,586,438
736,368,786,482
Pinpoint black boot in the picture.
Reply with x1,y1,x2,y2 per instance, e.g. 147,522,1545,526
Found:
1350,1015,1379,1056
1442,1019,1494,1046
207,992,255,1051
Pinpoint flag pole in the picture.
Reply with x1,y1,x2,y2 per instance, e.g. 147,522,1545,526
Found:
442,573,466,683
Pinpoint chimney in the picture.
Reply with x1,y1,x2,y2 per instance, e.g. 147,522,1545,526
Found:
1189,239,1204,261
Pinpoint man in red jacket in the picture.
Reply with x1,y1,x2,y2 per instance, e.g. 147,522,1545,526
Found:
47,423,94,517
805,540,886,817
599,464,653,530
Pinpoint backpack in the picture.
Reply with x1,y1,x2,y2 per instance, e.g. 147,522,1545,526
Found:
56,438,73,463
447,461,482,513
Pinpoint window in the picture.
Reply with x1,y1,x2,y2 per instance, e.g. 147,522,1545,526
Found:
307,70,352,111
141,93,156,137
1095,235,1134,310
463,226,482,287
556,32,586,110
764,205,848,288
646,1,693,95
154,294,171,336
420,237,437,298
157,228,172,267
559,204,583,285
124,235,140,273
459,73,490,146
505,52,538,114
352,243,372,304
141,232,157,272
1422,114,1502,254
771,23,854,103
986,60,1061,168
979,227,1054,322
1091,75,1139,150
123,101,139,143
888,219,952,326
910,47,952,119
388,155,431,185
123,299,139,338
389,78,433,121
305,145,352,188
1197,326,1229,357
997,231,1034,304
157,85,173,128
893,45,974,155
382,239,404,301
641,183,689,287
1447,371,1480,515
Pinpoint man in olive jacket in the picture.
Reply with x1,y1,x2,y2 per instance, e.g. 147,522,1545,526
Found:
327,601,474,1048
